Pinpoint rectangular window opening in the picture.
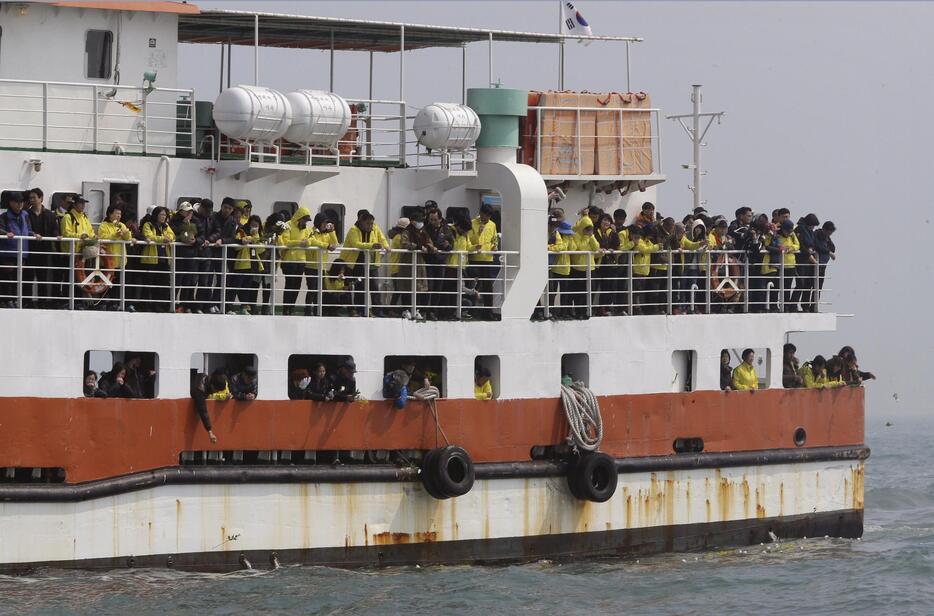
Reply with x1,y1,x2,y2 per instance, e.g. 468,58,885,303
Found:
84,350,158,399
85,30,113,79
384,356,446,399
561,353,589,388
721,347,770,391
287,354,356,401
671,350,697,392
474,355,500,400
191,353,258,399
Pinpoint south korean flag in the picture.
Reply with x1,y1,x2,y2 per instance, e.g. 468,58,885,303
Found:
562,2,593,37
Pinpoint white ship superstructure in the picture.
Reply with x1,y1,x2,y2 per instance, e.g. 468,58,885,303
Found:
0,2,865,571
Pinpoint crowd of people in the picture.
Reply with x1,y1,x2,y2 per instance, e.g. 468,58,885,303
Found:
0,190,501,319
1,187,838,320
718,344,875,391
543,202,838,317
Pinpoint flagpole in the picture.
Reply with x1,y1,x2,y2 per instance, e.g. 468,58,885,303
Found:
558,0,565,90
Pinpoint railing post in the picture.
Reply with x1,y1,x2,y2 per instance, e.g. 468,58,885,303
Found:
68,240,75,310
220,244,227,314
585,259,592,318
456,254,463,320
41,82,48,150
666,249,673,314
705,251,712,313
190,89,197,156
536,107,542,171
779,259,785,312
364,249,371,317
142,91,149,155
627,252,633,314
410,251,417,315
269,241,277,314
119,243,126,312
317,257,324,317
743,255,750,313
576,107,582,176
15,238,23,309
813,262,820,313
500,252,507,311
169,241,176,312
618,108,624,174
92,85,98,152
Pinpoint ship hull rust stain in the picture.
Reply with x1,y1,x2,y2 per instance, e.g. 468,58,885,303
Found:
0,459,864,568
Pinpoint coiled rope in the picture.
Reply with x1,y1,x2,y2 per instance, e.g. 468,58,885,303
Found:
560,381,603,452
414,386,449,447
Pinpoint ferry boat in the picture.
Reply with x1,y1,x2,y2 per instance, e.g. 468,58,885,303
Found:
0,2,866,572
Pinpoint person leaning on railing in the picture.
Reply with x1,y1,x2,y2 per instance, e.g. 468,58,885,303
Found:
546,215,571,319
25,188,59,309
340,209,389,316
467,202,498,319
425,208,455,320
169,202,199,313
792,213,820,312
594,213,620,317
0,192,40,307
568,217,599,319
629,225,660,315
388,217,416,317
97,204,134,308
448,216,474,320
230,215,266,315
303,213,339,317
58,194,95,303
277,206,313,316
138,206,175,313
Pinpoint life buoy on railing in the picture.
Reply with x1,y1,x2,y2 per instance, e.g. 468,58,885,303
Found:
75,245,115,298
420,445,475,500
710,253,743,302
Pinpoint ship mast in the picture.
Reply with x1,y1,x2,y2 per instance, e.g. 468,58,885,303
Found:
666,84,724,211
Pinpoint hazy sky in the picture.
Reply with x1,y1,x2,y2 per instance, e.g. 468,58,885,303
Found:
180,1,930,417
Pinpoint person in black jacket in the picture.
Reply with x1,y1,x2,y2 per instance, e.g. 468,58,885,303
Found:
330,358,358,402
83,370,108,398
169,202,199,312
191,372,218,443
192,200,215,313
792,213,820,312
98,363,139,398
424,208,454,320
25,188,59,308
124,354,155,399
720,349,733,391
209,198,241,311
306,362,334,401
814,220,836,307
230,366,258,401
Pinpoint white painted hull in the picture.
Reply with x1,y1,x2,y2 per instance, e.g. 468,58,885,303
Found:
0,459,864,569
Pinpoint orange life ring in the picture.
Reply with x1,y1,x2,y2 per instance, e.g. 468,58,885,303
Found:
710,253,744,301
74,247,115,297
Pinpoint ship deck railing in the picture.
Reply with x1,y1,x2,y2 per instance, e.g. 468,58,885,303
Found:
524,104,664,182
0,78,196,157
0,238,516,318
542,249,831,317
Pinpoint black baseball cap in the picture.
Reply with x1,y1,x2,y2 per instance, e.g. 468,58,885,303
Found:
73,194,89,204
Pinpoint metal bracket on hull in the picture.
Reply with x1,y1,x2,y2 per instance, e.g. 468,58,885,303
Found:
214,160,340,184
412,168,477,191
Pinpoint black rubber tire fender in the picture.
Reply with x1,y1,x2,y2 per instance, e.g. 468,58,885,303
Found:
420,448,450,500
432,446,475,497
569,452,618,503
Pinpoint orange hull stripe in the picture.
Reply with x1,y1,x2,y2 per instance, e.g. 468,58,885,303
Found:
0,388,864,483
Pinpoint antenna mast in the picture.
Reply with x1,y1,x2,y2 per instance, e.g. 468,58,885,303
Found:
666,85,724,211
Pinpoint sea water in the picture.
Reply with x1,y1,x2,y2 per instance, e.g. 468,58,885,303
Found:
1,415,929,615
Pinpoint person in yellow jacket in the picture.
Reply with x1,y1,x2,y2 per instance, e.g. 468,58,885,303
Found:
775,219,800,310
140,206,175,312
474,366,493,400
799,355,831,389
467,202,498,317
568,218,600,318
230,215,266,314
615,211,634,314
60,196,95,254
629,225,660,314
447,217,473,319
303,213,339,316
546,216,573,318
340,209,388,315
236,201,252,227
206,371,232,401
673,222,706,314
97,204,133,277
731,348,760,391
276,206,312,315
322,259,353,316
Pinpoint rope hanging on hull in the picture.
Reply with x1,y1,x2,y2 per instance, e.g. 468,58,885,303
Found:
561,381,603,452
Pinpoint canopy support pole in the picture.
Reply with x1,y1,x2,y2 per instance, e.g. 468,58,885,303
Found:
488,32,493,86
330,31,335,91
